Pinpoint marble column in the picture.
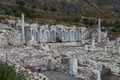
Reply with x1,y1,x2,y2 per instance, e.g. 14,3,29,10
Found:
38,28,41,42
39,29,43,42
51,30,56,42
21,14,25,43
118,46,120,54
46,31,50,42
98,18,101,43
85,45,88,51
77,30,81,41
70,30,74,42
61,30,65,42
66,30,69,42
69,56,78,75
68,29,70,42
92,38,95,51
104,46,107,52
93,69,101,80
42,30,46,42
81,29,85,44
31,35,35,41
30,28,33,40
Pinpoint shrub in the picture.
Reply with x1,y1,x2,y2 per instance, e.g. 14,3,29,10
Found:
14,10,21,17
16,1,26,6
73,17,81,23
0,61,26,80
5,9,13,15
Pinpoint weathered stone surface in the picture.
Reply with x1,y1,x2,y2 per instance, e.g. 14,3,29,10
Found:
27,39,38,47
77,67,93,80
8,31,23,46
0,32,8,47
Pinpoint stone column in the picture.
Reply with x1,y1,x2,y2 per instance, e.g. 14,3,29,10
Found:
104,46,107,52
81,29,85,44
21,14,25,43
85,45,88,51
98,18,101,43
118,46,120,54
92,69,101,80
92,38,95,51
78,30,81,41
69,56,78,76
38,27,41,42
51,30,56,42
30,28,33,39
40,29,43,42
70,30,73,42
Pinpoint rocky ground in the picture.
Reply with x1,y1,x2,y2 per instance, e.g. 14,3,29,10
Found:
102,73,120,80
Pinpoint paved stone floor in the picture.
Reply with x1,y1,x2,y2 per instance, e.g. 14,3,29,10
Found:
41,71,81,80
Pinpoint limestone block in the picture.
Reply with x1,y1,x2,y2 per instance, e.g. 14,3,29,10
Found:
77,67,93,80
0,32,8,47
27,39,38,47
40,44,50,52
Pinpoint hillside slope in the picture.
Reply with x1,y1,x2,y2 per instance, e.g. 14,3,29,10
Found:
0,0,120,28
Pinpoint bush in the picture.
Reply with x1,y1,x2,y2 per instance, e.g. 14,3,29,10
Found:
14,10,22,17
31,4,37,9
0,61,26,80
50,7,57,12
73,17,81,23
16,1,26,6
5,9,13,15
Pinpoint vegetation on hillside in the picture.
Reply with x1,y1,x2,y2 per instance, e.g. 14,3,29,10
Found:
0,0,120,32
0,61,26,80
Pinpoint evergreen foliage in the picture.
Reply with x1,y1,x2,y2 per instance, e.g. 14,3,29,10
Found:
0,61,26,80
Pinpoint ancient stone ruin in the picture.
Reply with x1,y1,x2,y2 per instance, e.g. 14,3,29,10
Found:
0,14,120,80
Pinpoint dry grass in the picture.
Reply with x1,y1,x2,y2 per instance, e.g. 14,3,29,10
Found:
0,14,19,20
